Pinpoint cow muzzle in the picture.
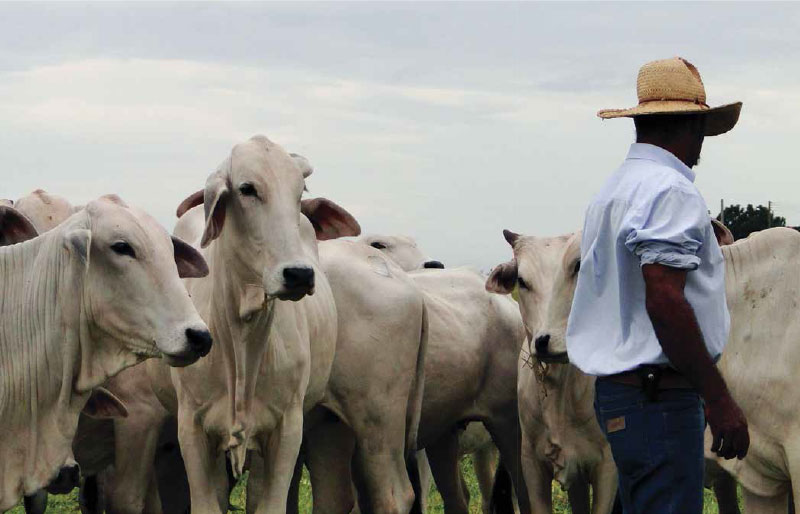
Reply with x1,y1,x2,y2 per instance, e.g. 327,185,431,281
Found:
46,462,80,495
162,327,213,367
532,333,570,364
271,264,315,301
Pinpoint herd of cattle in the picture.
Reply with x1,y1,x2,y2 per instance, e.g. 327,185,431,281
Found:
1,134,799,514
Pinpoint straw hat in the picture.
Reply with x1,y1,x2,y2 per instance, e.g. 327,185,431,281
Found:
598,57,742,136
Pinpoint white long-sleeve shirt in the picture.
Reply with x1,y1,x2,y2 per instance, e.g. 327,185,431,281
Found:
566,143,730,376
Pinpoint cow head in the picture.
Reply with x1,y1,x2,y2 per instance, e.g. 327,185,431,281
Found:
15,189,80,233
359,234,444,271
67,195,211,383
486,229,580,363
176,136,360,303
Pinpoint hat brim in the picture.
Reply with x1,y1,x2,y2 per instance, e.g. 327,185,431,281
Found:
597,101,742,136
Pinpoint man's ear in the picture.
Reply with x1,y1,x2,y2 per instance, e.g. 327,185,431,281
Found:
486,259,518,295
176,190,204,218
172,236,209,278
0,205,38,245
64,229,91,265
301,197,361,240
711,218,734,246
200,171,230,248
81,387,128,419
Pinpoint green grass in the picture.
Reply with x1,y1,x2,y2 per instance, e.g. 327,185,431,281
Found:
9,455,738,513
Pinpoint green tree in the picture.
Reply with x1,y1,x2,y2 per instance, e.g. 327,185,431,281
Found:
716,204,785,241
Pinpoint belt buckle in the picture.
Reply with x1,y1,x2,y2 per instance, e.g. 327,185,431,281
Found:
636,365,663,402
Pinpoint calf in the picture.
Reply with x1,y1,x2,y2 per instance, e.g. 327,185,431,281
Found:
0,196,210,510
486,230,617,514
361,233,505,514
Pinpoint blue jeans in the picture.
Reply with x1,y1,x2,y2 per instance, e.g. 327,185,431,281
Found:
594,379,705,514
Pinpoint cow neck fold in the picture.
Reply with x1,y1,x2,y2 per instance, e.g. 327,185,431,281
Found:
0,231,89,507
205,230,276,460
533,362,598,487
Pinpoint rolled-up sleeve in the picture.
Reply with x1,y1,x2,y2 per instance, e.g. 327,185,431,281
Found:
623,186,707,270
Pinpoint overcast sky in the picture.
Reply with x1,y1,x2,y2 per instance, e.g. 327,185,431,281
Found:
2,2,799,270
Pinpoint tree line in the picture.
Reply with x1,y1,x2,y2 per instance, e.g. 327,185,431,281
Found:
717,203,790,241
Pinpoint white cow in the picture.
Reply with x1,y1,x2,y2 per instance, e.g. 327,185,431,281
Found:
488,225,799,514
149,135,356,514
361,234,445,270
356,238,529,514
360,234,502,514
14,189,81,233
704,227,800,513
0,195,211,511
486,230,617,514
298,239,428,514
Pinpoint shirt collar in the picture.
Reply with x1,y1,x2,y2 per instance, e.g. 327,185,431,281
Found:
626,143,696,183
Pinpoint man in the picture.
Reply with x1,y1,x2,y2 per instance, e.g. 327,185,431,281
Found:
566,57,749,514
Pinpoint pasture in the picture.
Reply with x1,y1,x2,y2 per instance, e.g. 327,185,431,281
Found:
6,456,738,513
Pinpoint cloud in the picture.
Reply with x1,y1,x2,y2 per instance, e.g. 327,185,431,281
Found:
1,3,800,270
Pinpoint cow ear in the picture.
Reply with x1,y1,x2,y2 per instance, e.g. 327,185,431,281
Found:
64,229,91,264
290,153,313,179
503,229,520,247
711,218,734,246
176,190,204,218
172,236,208,278
200,172,230,248
486,259,518,295
0,205,39,245
301,198,361,240
82,387,128,419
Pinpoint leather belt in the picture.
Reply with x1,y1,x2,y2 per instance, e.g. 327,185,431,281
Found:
600,366,694,390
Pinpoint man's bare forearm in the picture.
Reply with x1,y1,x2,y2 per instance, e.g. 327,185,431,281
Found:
645,284,729,402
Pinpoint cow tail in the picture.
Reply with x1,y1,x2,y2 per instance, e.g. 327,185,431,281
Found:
405,298,429,514
488,458,515,514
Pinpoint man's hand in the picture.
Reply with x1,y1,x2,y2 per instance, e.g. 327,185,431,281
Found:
642,263,749,460
705,394,750,460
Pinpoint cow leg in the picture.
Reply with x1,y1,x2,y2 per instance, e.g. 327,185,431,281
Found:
303,418,355,514
106,415,166,514
286,451,304,514
486,418,532,514
80,475,105,514
349,426,415,514
245,402,304,514
177,412,228,514
743,489,790,514
473,443,498,514
568,479,590,514
427,431,470,514
417,450,432,513
589,450,617,514
142,469,164,514
711,473,740,514
519,434,552,513
23,491,48,514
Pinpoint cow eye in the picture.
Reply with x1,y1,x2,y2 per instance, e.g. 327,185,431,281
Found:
572,260,581,276
517,276,530,290
370,242,387,250
110,241,136,258
239,182,258,198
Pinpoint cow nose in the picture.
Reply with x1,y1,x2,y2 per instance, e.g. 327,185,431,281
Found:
423,260,445,269
534,334,551,354
283,266,315,290
47,463,80,494
185,328,212,357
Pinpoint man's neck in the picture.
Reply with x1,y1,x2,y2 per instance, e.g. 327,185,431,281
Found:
636,138,694,168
